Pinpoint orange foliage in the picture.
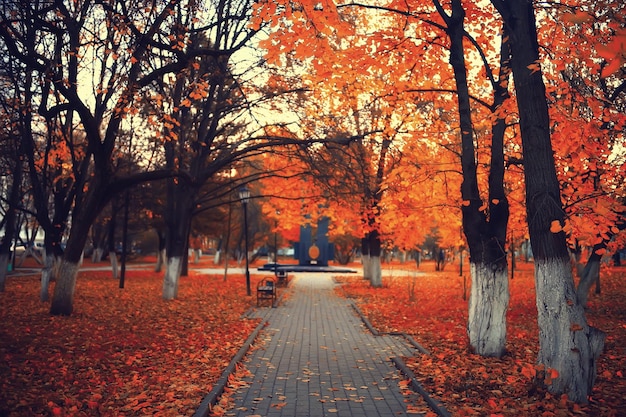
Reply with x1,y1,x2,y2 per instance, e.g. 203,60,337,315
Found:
257,0,625,257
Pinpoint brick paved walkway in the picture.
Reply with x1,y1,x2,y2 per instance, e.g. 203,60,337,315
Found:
227,273,423,417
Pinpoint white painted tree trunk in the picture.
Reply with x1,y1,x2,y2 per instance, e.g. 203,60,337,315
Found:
155,249,166,272
40,252,56,302
91,247,104,263
214,250,221,265
50,260,81,315
109,252,118,279
576,259,600,307
370,255,382,287
535,258,605,402
362,254,371,281
162,256,183,300
0,253,9,292
467,262,509,357
192,249,201,264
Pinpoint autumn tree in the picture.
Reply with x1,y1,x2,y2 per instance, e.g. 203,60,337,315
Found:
256,0,622,402
491,0,606,402
140,0,328,299
260,4,453,286
0,56,26,292
0,1,202,314
541,3,626,306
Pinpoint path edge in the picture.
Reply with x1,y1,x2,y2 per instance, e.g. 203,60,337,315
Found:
392,356,452,417
349,301,451,417
193,317,267,417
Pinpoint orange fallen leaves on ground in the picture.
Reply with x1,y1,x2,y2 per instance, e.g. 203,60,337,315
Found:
0,261,260,416
337,260,626,416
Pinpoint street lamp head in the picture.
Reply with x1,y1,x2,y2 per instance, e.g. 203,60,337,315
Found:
238,186,250,204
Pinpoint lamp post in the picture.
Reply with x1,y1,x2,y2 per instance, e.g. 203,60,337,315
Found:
239,187,251,296
274,210,280,276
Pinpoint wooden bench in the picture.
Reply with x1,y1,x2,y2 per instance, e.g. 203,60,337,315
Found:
257,277,276,307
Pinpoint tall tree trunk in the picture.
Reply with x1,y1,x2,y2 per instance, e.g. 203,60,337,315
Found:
361,237,371,281
0,145,23,292
0,254,9,292
576,254,600,307
493,0,605,402
51,260,81,315
162,174,195,300
577,222,625,306
50,174,107,315
436,0,511,357
154,228,166,272
468,263,508,356
40,252,55,302
362,231,382,287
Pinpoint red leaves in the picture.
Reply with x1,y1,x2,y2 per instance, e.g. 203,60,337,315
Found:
338,260,626,415
0,267,258,415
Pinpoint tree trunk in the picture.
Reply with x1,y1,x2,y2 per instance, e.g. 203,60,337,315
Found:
162,173,195,299
535,258,605,400
493,0,605,402
154,229,166,272
50,172,108,315
109,253,119,280
92,247,104,263
468,263,509,357
370,256,382,287
50,260,81,315
362,254,371,278
437,0,511,358
163,256,183,300
40,252,56,302
155,248,166,273
577,223,624,306
576,253,600,307
0,254,9,292
362,231,382,287
0,154,21,292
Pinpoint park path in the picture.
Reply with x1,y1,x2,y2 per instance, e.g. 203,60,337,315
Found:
226,273,424,417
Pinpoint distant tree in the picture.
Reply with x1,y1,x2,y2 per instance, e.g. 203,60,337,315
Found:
0,58,25,291
0,1,196,314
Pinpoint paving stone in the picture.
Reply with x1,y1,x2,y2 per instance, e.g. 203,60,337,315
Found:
227,273,423,417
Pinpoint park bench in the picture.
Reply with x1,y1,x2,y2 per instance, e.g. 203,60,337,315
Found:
257,277,276,307
275,270,289,287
